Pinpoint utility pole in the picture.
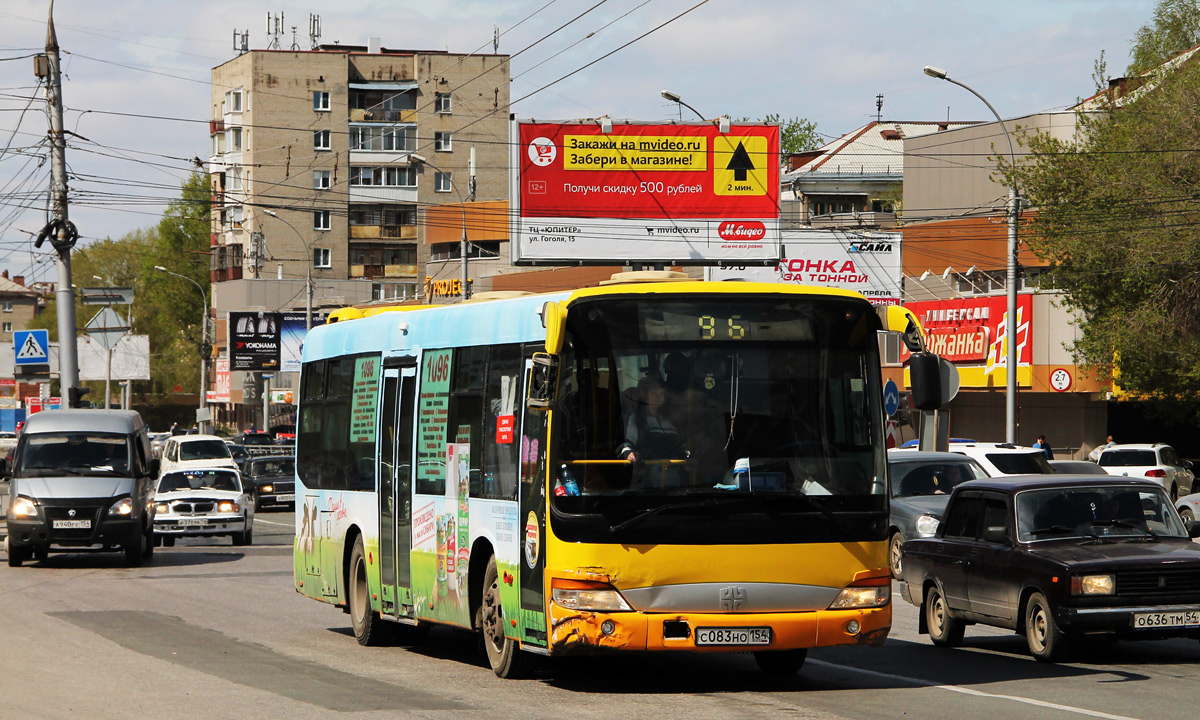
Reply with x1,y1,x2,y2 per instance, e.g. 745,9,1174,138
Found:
37,3,80,403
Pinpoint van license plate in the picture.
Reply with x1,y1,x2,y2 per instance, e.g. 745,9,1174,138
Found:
52,519,91,529
695,627,771,646
1133,611,1200,629
179,518,207,527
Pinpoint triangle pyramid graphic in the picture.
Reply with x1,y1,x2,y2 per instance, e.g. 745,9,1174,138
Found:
17,333,45,360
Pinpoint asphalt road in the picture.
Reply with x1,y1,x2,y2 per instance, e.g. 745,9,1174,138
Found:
3,515,1199,720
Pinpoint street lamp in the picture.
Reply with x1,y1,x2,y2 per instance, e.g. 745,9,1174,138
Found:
661,90,705,121
923,65,1021,444
263,209,313,329
155,265,209,434
409,153,470,301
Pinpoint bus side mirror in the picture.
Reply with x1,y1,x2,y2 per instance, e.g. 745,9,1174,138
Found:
909,352,943,411
527,352,559,411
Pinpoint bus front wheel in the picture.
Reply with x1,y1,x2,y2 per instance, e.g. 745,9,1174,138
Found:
350,536,388,646
479,554,531,678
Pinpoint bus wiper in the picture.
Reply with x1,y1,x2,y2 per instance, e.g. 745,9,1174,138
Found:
794,493,843,529
609,496,761,534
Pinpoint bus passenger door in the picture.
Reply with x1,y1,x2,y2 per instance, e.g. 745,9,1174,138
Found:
395,364,417,606
379,367,400,616
380,358,418,619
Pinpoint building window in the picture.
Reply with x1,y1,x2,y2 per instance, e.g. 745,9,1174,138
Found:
313,210,331,231
313,130,331,150
349,204,417,226
435,131,452,152
312,91,330,111
225,89,243,113
227,166,243,191
435,171,452,193
349,166,416,187
226,127,242,152
313,248,332,268
1,322,11,333
313,170,331,189
349,125,415,152
2,301,12,312
372,282,417,301
435,93,451,114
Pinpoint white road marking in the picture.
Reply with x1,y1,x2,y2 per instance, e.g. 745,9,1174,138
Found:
807,659,1140,720
253,518,294,528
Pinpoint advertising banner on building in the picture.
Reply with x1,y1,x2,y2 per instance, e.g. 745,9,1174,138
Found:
900,295,1033,385
706,229,902,305
512,120,781,264
281,312,323,373
229,312,281,371
207,357,231,404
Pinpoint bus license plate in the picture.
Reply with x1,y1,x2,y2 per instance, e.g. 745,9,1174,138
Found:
52,519,91,529
695,627,771,646
179,518,207,527
1133,610,1200,629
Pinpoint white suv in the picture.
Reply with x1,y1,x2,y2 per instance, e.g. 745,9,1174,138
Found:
925,442,1054,477
1096,443,1194,499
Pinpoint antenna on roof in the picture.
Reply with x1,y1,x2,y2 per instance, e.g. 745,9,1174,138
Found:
493,24,499,53
290,24,300,51
876,94,883,122
266,12,284,50
232,29,249,55
309,14,322,50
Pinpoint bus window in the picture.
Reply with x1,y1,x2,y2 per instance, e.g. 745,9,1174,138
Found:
483,345,522,500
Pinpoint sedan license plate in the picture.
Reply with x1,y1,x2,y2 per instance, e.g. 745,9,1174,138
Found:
695,627,772,646
1133,610,1200,629
276,494,295,502
52,519,91,530
178,518,207,527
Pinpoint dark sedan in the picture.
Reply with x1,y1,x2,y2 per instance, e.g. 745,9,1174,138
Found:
899,475,1200,661
242,455,295,510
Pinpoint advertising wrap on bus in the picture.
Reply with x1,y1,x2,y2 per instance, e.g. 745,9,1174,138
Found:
294,280,902,679
511,120,781,264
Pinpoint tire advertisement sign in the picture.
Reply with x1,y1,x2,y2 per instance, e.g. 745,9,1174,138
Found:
229,312,281,371
512,120,781,264
705,229,902,305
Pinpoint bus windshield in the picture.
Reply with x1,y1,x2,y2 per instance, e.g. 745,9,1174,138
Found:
552,296,886,539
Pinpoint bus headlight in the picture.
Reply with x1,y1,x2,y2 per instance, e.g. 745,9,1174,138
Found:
1072,574,1114,596
11,496,38,517
829,578,890,609
108,497,134,516
551,578,633,612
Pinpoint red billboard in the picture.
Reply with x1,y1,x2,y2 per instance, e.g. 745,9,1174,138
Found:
512,121,781,264
901,295,1033,368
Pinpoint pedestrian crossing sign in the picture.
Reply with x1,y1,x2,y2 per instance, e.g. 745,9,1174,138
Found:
14,329,49,365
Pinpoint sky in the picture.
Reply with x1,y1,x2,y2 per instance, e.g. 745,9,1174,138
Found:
0,0,1155,284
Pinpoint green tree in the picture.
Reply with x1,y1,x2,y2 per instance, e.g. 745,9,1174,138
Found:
1007,57,1200,409
764,113,821,155
1128,0,1200,75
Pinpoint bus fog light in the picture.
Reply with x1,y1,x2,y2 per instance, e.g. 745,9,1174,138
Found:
601,620,615,636
846,619,860,634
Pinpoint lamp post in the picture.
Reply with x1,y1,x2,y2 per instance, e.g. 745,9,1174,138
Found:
263,209,313,329
409,153,470,301
923,65,1020,444
661,90,705,121
154,265,209,434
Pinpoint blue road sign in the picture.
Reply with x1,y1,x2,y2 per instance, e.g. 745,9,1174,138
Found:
883,378,900,417
14,329,49,365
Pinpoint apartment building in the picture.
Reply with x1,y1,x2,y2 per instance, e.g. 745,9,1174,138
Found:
206,40,510,426
209,40,511,308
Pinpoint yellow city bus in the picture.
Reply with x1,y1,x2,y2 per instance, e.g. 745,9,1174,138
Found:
294,276,924,677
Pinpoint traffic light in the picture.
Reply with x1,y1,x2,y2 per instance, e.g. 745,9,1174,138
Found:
68,386,91,408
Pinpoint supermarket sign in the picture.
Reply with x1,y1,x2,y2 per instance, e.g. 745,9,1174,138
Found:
511,120,781,264
901,295,1033,369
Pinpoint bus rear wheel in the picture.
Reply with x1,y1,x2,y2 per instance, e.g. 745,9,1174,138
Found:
350,536,387,646
479,555,530,678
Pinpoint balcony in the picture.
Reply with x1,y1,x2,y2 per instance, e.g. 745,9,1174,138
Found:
350,225,418,240
350,264,419,279
349,108,417,123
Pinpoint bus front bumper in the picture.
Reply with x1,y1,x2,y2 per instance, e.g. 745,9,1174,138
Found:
545,604,890,654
